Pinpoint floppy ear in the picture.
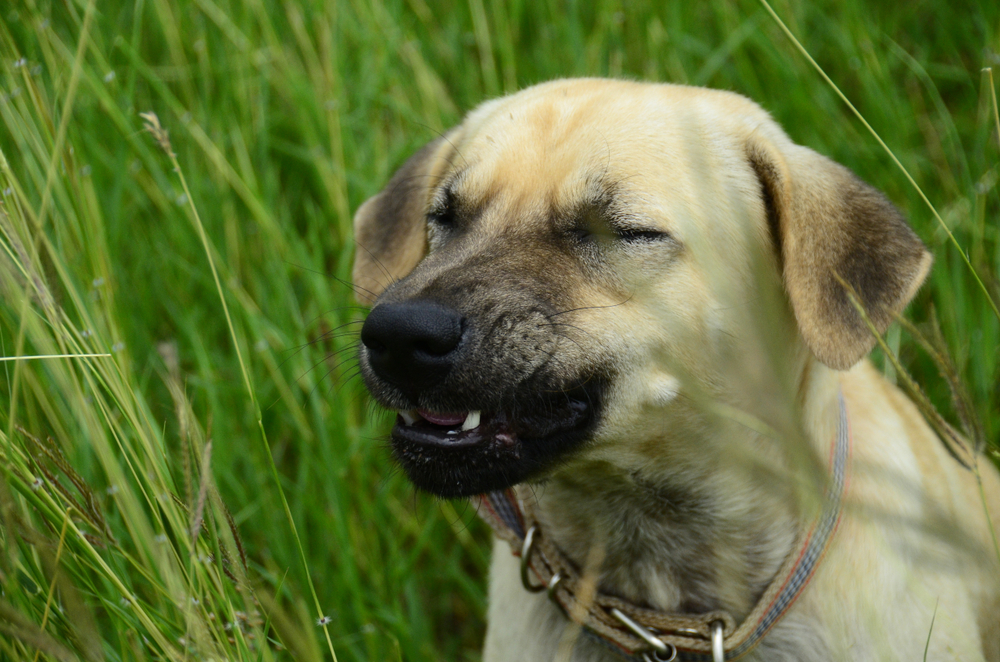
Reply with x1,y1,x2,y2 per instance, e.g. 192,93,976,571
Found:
747,136,932,370
352,137,451,299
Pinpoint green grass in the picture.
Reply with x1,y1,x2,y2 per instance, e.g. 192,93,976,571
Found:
0,0,997,660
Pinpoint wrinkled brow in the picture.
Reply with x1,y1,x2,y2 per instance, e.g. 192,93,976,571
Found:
553,177,631,225
428,167,467,211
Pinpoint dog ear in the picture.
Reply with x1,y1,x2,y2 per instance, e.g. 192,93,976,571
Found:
747,136,932,370
352,137,451,299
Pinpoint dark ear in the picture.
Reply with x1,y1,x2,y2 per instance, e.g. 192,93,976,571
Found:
352,137,452,299
747,136,932,370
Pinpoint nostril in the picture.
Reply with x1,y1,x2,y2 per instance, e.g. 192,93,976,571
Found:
413,340,452,357
364,337,387,353
360,323,386,353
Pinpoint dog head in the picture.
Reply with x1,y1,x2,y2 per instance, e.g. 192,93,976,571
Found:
353,79,930,498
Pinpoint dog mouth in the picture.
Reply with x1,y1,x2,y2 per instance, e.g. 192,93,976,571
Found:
394,401,588,447
395,409,489,445
388,386,600,498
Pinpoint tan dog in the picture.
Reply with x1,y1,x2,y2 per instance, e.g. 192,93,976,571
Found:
352,79,1000,661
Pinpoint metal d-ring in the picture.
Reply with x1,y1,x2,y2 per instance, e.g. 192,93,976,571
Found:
520,526,546,593
641,651,678,662
546,572,562,602
610,608,677,662
710,620,725,662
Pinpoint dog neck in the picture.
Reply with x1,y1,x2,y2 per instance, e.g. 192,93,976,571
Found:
529,359,843,622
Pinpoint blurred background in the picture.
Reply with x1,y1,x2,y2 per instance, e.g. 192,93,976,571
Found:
0,0,997,660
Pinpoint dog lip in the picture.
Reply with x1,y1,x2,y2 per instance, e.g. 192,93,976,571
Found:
393,413,490,448
392,398,589,451
388,388,601,497
397,409,483,432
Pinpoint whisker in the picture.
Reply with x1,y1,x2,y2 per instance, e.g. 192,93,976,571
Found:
548,294,634,318
276,323,363,368
353,240,398,294
410,123,472,172
283,259,379,303
296,345,359,390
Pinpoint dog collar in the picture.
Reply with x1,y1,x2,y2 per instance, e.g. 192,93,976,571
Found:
474,391,851,662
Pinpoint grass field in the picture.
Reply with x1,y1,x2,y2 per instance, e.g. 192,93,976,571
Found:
0,0,997,660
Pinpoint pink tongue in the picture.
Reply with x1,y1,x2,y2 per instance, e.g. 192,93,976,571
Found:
417,409,467,426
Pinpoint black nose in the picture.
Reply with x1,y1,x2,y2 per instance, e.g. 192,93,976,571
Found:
361,301,465,393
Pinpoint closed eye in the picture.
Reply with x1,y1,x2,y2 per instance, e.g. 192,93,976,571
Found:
427,206,456,228
613,226,671,243
567,220,671,246
427,189,457,229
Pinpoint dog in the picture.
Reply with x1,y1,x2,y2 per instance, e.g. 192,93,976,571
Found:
352,79,1000,661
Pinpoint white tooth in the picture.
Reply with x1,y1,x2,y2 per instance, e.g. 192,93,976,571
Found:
400,410,418,425
461,411,482,431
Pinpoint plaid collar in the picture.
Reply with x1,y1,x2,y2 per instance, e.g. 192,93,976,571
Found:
475,390,851,661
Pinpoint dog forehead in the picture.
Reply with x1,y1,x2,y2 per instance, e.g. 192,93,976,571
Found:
448,80,772,220
462,78,766,137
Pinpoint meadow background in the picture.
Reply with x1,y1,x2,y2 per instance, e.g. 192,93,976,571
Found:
0,0,997,660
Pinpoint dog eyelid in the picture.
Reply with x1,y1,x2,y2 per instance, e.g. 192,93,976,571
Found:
427,188,457,228
427,207,455,226
613,226,671,243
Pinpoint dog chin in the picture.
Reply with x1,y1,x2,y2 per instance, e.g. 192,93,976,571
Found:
385,384,604,498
